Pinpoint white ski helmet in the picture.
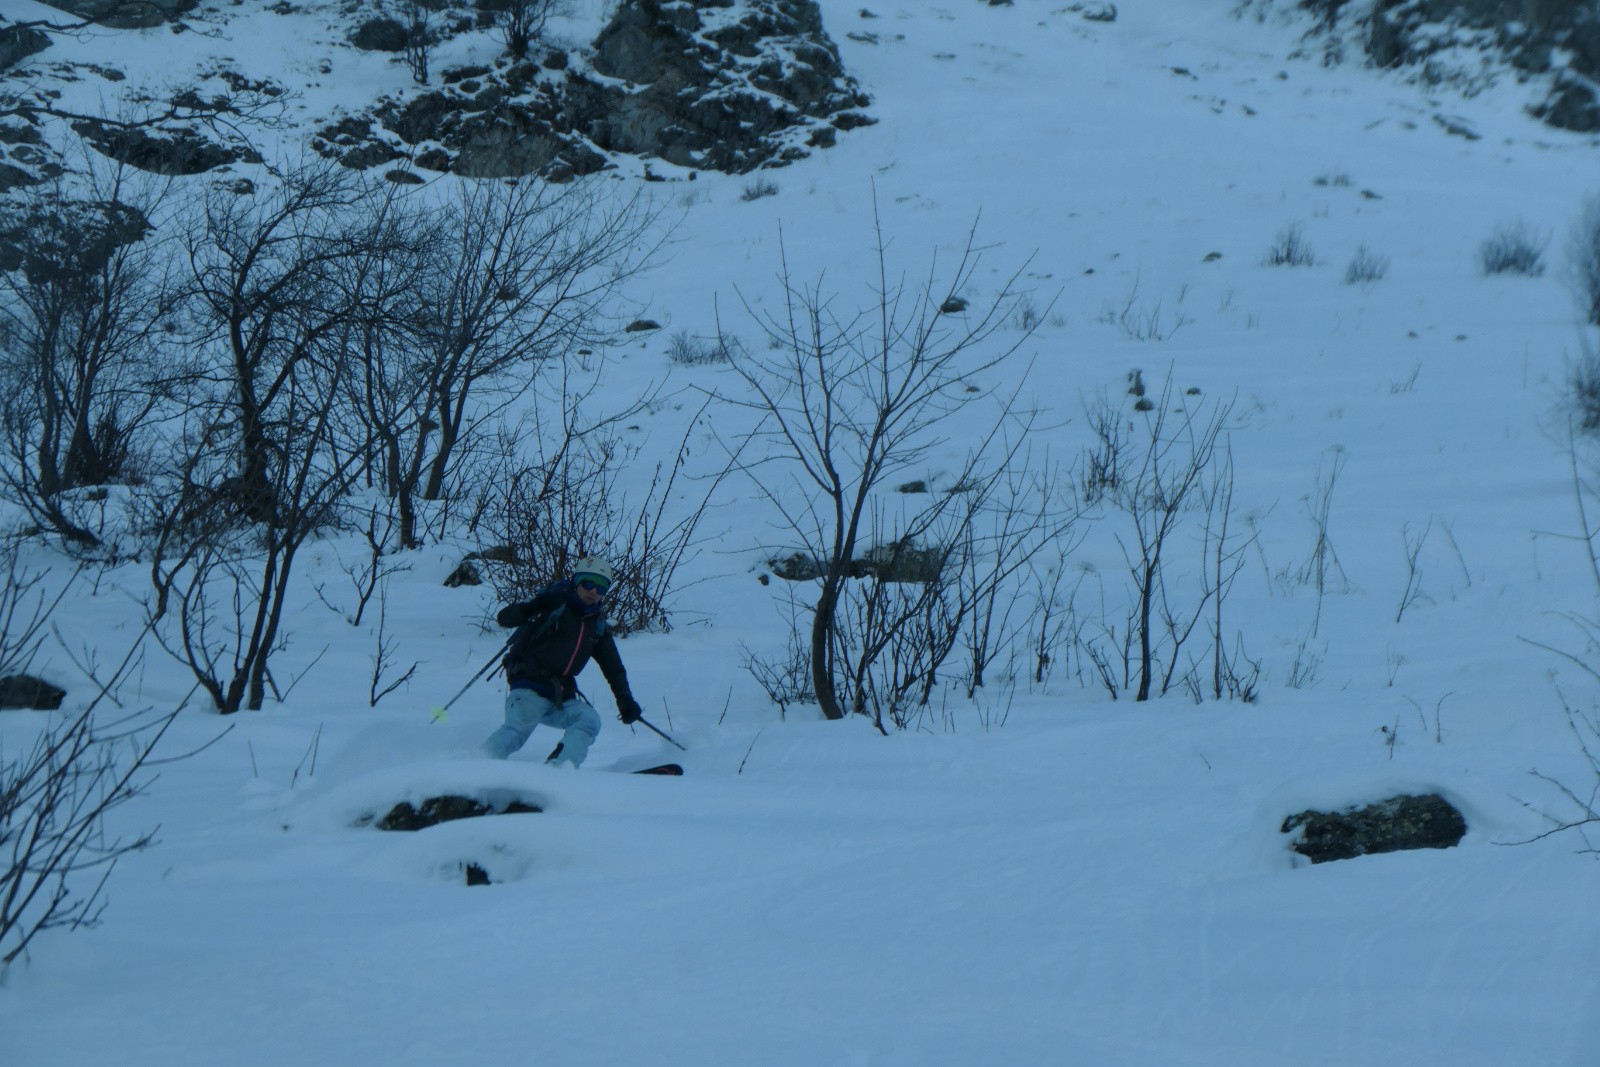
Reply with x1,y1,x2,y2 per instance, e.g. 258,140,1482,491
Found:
572,556,614,588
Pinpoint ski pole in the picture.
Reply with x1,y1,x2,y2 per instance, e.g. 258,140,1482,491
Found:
636,714,687,751
433,638,511,719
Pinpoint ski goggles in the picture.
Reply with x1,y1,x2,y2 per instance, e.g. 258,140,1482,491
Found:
576,576,611,595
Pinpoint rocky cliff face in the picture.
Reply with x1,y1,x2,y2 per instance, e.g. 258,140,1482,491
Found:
8,0,1589,195
1288,0,1600,132
2,0,872,189
34,0,197,31
316,0,873,182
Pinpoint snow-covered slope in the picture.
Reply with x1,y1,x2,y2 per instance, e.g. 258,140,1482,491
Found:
3,2,1600,1064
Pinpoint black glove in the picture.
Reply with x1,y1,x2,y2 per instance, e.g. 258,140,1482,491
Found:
619,698,643,725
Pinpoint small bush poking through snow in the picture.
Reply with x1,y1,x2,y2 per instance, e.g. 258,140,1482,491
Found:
1343,244,1390,285
740,177,779,201
1264,222,1316,267
1478,220,1547,277
1568,194,1600,325
667,328,738,365
1569,340,1600,433
1013,295,1040,331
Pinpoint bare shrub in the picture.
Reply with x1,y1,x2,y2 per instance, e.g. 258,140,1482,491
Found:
1478,219,1547,277
1,705,173,974
1098,277,1190,341
1395,518,1434,623
1569,334,1600,434
1081,382,1251,702
491,0,558,60
1013,295,1041,332
740,178,780,202
1078,404,1125,506
1343,244,1390,285
1264,223,1316,267
1519,598,1600,847
144,393,375,713
181,159,373,528
479,396,727,636
0,544,79,686
400,0,432,84
666,328,736,366
832,550,963,730
741,590,815,718
0,164,176,548
0,548,167,977
1568,194,1600,326
1281,448,1353,638
722,208,1061,723
151,164,418,713
354,177,663,550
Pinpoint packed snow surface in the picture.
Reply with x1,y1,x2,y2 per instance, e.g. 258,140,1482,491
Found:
3,1,1600,1064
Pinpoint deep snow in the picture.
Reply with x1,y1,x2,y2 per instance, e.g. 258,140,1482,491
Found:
3,1,1600,1064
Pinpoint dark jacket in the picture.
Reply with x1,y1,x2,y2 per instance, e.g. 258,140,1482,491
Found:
499,582,637,714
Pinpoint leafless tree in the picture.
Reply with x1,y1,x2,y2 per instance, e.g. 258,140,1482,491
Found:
1571,194,1600,327
149,168,421,712
723,208,1052,722
354,178,663,549
492,0,559,60
147,353,381,713
400,0,433,85
481,387,730,637
824,456,1073,731
1202,443,1260,701
180,160,372,524
1088,381,1235,701
959,456,1077,696
1,704,174,974
0,165,178,546
0,536,169,976
1288,447,1352,637
1395,517,1434,623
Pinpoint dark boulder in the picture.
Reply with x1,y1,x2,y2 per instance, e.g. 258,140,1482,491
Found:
767,539,947,584
443,561,482,588
71,118,260,175
0,674,67,711
1530,68,1600,134
0,24,51,72
770,551,827,581
36,0,197,29
371,793,542,831
0,196,151,278
584,0,869,172
351,17,408,53
1282,793,1467,864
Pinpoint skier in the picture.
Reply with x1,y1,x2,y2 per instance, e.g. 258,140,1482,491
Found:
482,556,644,767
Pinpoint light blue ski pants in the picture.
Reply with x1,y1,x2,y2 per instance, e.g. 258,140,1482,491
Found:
483,688,601,766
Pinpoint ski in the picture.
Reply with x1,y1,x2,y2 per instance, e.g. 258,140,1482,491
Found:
632,763,683,776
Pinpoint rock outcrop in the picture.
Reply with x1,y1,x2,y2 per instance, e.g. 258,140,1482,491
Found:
317,0,872,180
1281,792,1468,864
38,0,197,30
1291,0,1600,132
0,673,67,710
